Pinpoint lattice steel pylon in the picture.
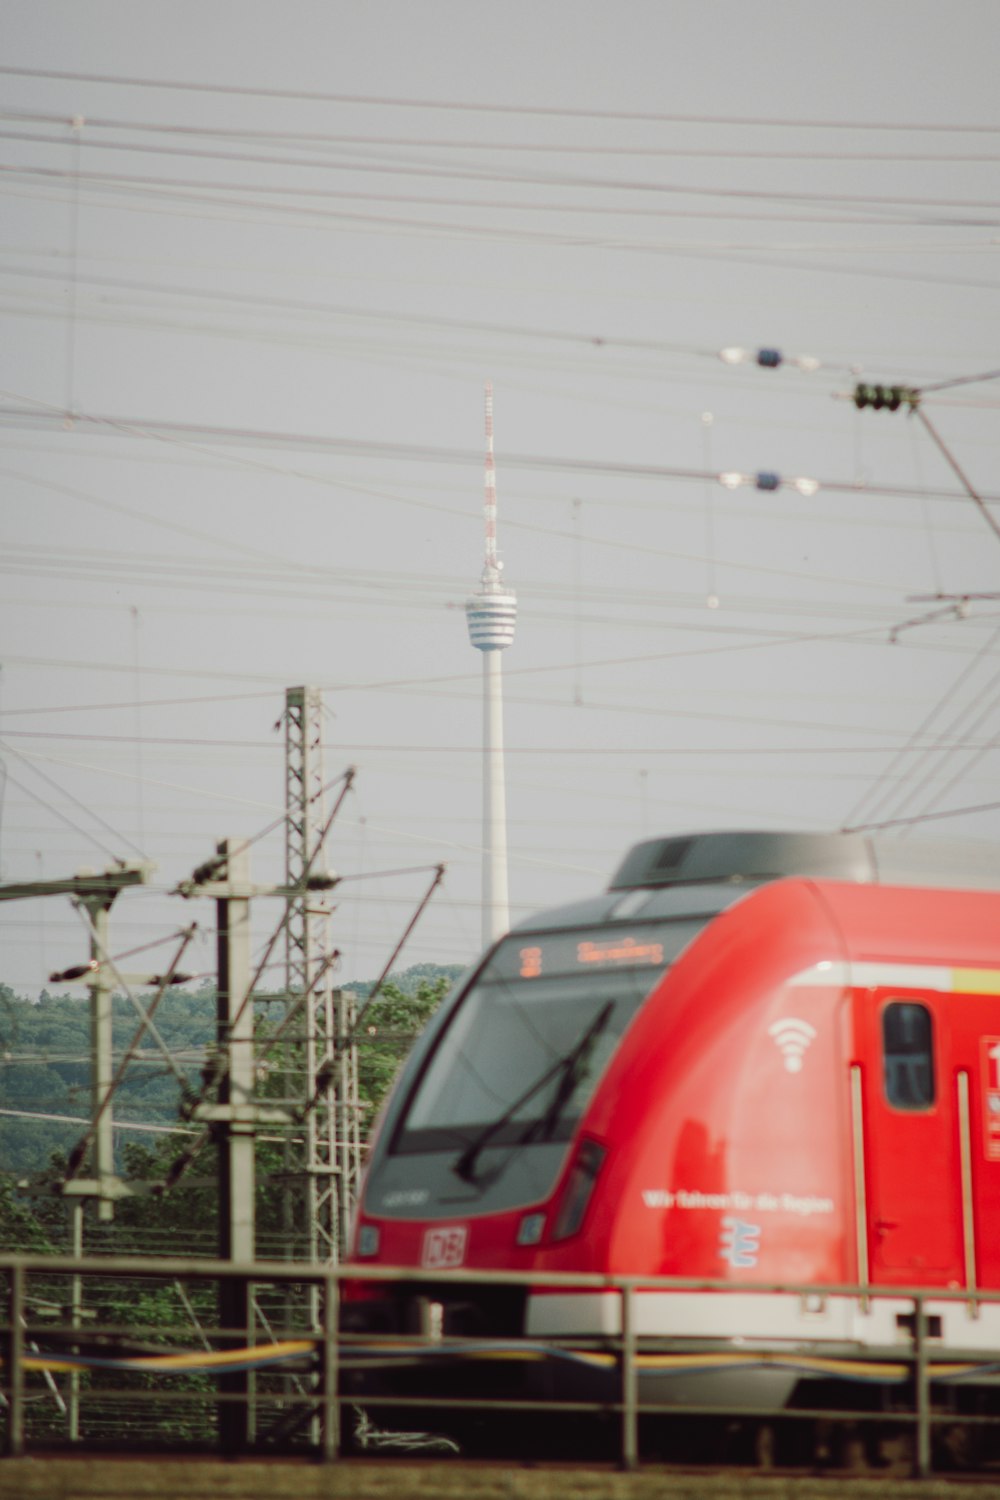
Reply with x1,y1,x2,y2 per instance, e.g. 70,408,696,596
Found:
283,685,361,1263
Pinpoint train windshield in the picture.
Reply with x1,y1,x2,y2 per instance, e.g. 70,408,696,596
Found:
390,918,704,1160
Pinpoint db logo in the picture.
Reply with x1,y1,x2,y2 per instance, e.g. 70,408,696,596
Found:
422,1225,468,1269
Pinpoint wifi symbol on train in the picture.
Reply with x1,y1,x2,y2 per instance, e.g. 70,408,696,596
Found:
767,1018,817,1074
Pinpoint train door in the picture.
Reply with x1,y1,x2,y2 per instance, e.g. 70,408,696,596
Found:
945,991,1000,1288
860,990,962,1281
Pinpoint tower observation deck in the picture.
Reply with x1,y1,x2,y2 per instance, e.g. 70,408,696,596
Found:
465,578,517,651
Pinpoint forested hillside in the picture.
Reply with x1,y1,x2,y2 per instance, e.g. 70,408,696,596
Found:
0,966,461,1176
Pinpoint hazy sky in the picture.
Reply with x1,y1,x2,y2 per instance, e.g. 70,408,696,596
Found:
2,1,999,996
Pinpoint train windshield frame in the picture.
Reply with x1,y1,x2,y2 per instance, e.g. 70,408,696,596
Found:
389,917,706,1159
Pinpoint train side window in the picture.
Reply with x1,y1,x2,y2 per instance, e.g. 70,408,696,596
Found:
882,1001,935,1110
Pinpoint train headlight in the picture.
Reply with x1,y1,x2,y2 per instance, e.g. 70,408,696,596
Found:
516,1212,546,1247
551,1140,607,1241
356,1224,381,1257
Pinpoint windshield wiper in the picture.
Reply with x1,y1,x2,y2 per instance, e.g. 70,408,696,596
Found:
452,1001,614,1186
529,999,616,1145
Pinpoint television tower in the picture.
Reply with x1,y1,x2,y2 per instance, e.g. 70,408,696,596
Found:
465,382,516,948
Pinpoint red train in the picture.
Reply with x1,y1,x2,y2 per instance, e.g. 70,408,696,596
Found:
344,830,1000,1436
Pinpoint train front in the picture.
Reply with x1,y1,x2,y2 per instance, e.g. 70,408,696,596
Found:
340,892,709,1411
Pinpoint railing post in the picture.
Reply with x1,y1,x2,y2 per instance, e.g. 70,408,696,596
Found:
620,1281,638,1472
68,1202,83,1443
913,1295,931,1479
322,1269,340,1461
7,1262,25,1458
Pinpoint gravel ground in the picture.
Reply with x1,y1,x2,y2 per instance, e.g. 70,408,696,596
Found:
4,1459,1000,1500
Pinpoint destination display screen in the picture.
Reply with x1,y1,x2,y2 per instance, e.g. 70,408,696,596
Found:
485,918,704,984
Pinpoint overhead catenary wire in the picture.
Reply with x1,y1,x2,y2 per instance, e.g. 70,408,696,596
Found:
9,701,1000,754
0,739,147,862
10,172,992,248
913,405,1000,547
6,613,999,760
5,509,989,603
8,109,1000,161
70,901,195,1092
5,167,1000,294
860,628,1000,833
0,1106,201,1137
4,65,1000,134
177,767,357,1090
6,193,1000,316
7,125,1000,219
3,398,998,510
159,860,445,1194
305,862,447,1112
896,728,1000,837
0,689,280,719
844,796,1000,834
840,607,1000,830
62,923,199,1182
0,260,748,364
5,49,1000,1032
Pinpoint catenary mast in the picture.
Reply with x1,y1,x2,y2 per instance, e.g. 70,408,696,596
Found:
465,382,516,948
283,685,360,1262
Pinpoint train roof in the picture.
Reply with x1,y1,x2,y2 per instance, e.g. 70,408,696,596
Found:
608,830,1000,893
512,830,1000,936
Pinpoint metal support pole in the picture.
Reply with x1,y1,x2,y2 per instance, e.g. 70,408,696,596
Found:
322,1270,340,1462
913,1297,931,1480
285,686,338,1265
335,987,361,1256
620,1282,638,1472
7,1262,25,1457
79,895,115,1223
215,838,255,1453
68,1202,83,1442
283,685,361,1265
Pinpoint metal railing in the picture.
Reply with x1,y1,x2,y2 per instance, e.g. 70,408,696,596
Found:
3,1252,1000,1477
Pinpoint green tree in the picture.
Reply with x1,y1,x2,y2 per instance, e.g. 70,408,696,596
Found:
353,974,451,1123
0,968,454,1260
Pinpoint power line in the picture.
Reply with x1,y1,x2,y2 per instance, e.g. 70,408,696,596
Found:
0,541,934,613
2,400,998,508
0,1106,199,1136
7,736,990,758
8,110,1000,162
841,628,1000,830
914,405,1000,548
6,171,999,292
3,66,999,133
845,797,1000,833
0,260,723,363
6,126,1000,217
10,160,993,241
920,367,1000,395
0,691,276,718
6,606,995,714
0,746,145,862
7,109,1000,162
